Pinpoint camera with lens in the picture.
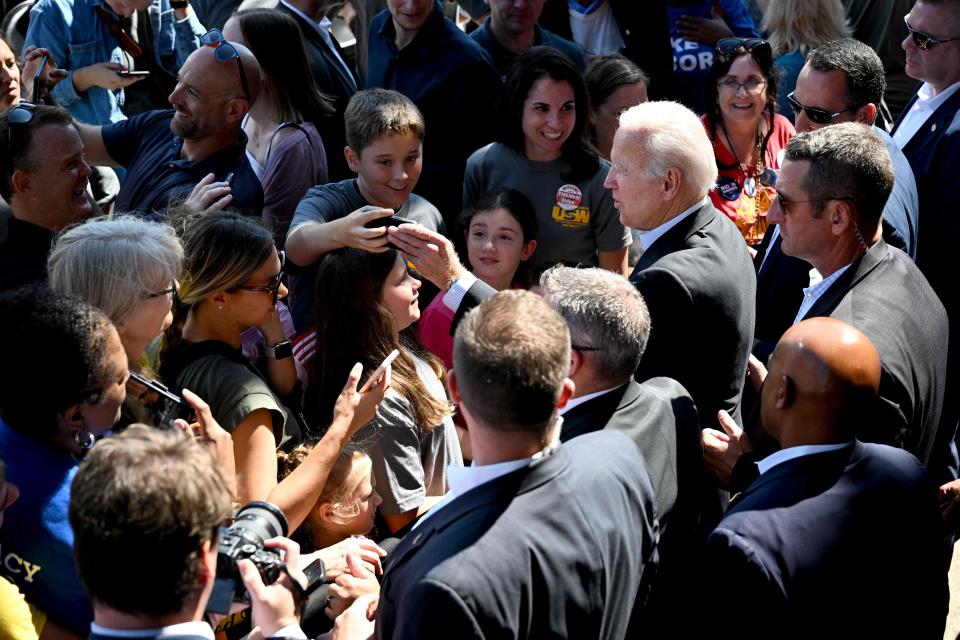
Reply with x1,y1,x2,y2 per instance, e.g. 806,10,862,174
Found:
206,501,288,614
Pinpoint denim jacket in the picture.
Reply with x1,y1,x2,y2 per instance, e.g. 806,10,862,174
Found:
23,0,205,125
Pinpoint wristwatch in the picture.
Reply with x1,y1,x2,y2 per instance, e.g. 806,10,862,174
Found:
170,0,188,8
262,339,293,359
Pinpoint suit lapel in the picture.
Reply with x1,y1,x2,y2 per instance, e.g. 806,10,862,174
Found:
560,383,631,441
900,88,960,156
631,203,718,277
801,239,889,321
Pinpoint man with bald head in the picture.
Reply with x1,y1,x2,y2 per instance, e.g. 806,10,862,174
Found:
75,38,264,218
704,318,947,638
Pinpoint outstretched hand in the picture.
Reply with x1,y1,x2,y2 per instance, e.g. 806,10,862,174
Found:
675,7,735,46
702,410,753,489
386,224,464,291
325,551,382,620
331,362,390,440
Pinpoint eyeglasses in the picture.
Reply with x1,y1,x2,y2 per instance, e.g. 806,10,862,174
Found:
718,78,767,94
716,37,772,67
903,15,960,51
786,92,860,125
229,251,285,304
773,191,855,215
199,29,251,103
147,283,178,299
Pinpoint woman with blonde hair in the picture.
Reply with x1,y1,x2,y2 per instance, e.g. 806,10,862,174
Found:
762,0,848,121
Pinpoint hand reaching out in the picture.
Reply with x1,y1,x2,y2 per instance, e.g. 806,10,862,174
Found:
386,224,464,291
325,552,381,620
702,409,753,489
334,206,396,253
331,593,378,640
675,8,735,46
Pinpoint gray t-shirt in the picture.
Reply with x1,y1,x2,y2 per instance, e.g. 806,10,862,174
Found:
354,354,462,515
286,179,446,333
463,143,630,274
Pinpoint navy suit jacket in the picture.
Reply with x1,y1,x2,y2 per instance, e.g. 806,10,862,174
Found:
374,430,659,639
705,441,947,638
630,202,756,427
892,86,960,315
277,1,357,183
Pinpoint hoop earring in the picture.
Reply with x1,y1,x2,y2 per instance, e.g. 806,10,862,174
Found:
74,430,96,451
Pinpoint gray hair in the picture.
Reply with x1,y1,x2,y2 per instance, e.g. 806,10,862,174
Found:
48,216,183,323
618,101,718,197
784,122,893,227
539,266,651,381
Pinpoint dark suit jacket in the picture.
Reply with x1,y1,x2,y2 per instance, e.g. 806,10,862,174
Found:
277,1,358,183
751,226,810,361
705,441,947,638
560,377,702,632
630,202,756,427
891,86,960,315
539,0,675,100
374,430,659,639
800,239,950,483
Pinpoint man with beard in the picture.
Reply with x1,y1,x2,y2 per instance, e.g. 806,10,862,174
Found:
75,37,263,219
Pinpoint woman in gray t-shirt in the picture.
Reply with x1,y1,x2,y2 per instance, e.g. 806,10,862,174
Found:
309,247,463,535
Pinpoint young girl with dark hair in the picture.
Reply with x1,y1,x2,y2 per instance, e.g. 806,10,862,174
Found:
463,46,630,277
309,247,462,534
418,187,538,370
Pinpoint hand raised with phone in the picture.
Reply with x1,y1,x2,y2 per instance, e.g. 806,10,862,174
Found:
333,206,397,253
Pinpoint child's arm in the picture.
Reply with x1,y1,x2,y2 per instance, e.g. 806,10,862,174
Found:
286,205,396,267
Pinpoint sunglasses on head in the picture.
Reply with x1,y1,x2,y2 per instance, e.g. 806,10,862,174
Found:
716,37,772,67
5,102,36,150
786,92,861,125
903,15,960,51
199,29,252,103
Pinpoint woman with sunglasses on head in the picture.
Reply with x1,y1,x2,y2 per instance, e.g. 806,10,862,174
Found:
762,0,848,123
47,215,185,428
222,11,332,248
702,37,795,246
464,46,630,278
159,211,387,530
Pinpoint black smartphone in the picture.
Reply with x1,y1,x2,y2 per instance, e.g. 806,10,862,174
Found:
128,371,189,409
118,70,150,77
32,55,47,104
364,213,417,229
224,172,235,186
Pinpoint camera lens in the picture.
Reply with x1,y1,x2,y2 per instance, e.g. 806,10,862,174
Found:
232,501,288,541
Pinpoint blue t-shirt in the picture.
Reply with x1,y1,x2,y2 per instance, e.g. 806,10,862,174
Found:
668,0,757,114
0,419,89,635
102,109,264,220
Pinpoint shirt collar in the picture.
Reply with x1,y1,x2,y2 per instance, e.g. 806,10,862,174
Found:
637,196,708,253
756,442,853,475
91,621,214,639
559,385,621,415
917,79,960,106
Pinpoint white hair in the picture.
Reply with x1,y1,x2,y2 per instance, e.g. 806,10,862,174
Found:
618,101,718,197
48,216,183,323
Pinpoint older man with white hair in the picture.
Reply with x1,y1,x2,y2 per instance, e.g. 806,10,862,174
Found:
604,101,755,428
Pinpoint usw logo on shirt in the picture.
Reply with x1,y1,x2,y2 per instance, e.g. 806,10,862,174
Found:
552,205,591,228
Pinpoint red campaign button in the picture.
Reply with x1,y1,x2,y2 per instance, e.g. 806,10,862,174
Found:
556,184,583,211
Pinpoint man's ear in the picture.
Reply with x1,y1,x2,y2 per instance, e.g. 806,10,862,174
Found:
448,369,461,404
344,146,360,173
775,375,795,410
854,103,878,126
568,349,583,378
223,98,248,125
10,169,31,197
662,167,683,202
555,378,575,410
197,538,218,585
830,199,856,237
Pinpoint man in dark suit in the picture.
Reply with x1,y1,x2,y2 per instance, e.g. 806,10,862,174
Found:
754,38,921,360
539,265,701,630
348,290,659,639
703,317,947,638
605,101,755,428
705,124,951,496
277,0,359,182
69,426,310,640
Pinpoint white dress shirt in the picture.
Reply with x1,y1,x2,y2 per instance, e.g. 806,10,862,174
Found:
637,196,709,253
792,263,851,325
893,80,960,149
559,386,619,415
756,442,853,475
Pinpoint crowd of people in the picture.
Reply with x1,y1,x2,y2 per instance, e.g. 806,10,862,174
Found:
0,0,959,638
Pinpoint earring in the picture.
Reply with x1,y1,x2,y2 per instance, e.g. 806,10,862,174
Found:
73,430,95,451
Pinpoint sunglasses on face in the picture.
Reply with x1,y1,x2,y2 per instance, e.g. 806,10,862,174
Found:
903,15,960,51
786,92,860,125
716,37,773,67
229,251,286,305
199,29,252,103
